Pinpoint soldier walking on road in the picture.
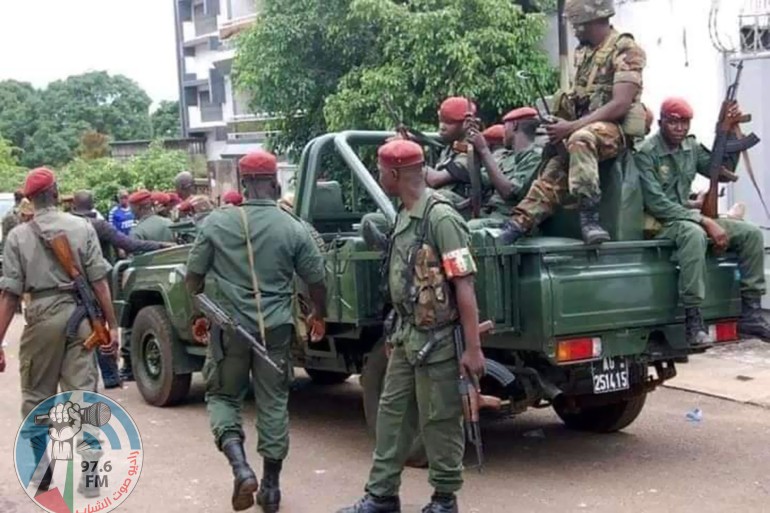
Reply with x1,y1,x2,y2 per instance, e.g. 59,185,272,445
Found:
338,140,485,513
499,0,647,245
185,150,328,512
0,168,118,414
636,98,770,347
129,189,176,244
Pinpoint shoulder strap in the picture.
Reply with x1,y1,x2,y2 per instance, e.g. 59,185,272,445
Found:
237,207,267,342
585,31,623,91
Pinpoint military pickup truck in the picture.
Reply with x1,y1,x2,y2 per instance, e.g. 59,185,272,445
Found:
112,131,741,438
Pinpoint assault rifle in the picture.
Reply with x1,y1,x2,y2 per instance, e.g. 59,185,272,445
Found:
465,97,483,219
517,70,570,162
193,293,284,375
701,60,761,219
39,230,111,351
382,95,443,149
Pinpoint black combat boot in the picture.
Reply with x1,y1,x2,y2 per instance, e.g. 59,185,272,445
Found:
738,296,770,342
421,492,458,513
685,307,714,350
498,220,527,245
578,197,610,245
119,363,135,382
256,458,282,513
222,438,259,511
336,493,402,513
362,218,389,251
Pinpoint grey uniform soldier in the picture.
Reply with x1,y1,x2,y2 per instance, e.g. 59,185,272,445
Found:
186,150,328,513
0,168,119,496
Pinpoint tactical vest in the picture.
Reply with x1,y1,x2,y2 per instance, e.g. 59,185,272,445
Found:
555,31,646,138
393,196,459,331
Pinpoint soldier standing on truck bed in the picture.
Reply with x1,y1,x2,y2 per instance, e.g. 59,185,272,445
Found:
636,97,770,347
338,140,485,513
0,168,118,413
499,0,647,245
185,150,328,513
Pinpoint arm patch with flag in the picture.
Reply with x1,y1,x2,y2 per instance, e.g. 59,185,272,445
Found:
442,248,476,278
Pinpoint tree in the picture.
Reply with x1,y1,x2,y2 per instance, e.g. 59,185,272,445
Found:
0,137,25,193
78,130,111,160
151,100,182,139
0,81,41,154
235,0,556,156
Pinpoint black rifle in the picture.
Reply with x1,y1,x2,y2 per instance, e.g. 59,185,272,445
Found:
517,70,570,162
701,60,761,219
193,293,284,375
454,325,484,471
465,97,483,219
383,95,444,149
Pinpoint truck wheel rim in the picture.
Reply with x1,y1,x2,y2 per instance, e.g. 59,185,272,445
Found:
144,336,162,379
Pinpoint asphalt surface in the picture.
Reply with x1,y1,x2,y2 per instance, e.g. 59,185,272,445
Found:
1,316,769,513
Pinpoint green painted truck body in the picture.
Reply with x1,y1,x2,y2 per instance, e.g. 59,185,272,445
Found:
113,131,741,429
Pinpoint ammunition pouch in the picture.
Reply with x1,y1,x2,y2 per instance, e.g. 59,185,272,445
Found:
620,102,647,139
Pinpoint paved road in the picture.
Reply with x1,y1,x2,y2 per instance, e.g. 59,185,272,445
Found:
1,316,769,513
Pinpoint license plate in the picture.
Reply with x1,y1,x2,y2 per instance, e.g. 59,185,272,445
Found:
591,357,630,394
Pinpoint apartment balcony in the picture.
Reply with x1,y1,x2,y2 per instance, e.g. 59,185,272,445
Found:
219,13,258,40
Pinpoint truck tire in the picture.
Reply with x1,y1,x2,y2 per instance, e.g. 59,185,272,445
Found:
131,305,191,407
553,392,648,433
360,341,428,468
305,369,351,385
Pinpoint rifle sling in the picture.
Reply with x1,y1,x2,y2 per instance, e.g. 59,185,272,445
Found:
237,207,267,343
735,127,770,220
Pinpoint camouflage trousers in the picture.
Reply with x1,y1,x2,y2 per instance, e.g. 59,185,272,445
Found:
512,122,623,231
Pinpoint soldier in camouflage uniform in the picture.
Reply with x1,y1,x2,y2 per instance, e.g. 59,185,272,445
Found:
186,150,328,512
339,140,485,513
500,0,647,245
636,97,770,347
470,107,544,229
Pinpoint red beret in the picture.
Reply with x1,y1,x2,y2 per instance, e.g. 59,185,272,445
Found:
129,189,152,205
503,107,539,123
439,97,476,123
151,191,171,206
482,124,505,145
166,192,181,206
239,150,278,176
178,199,193,213
378,140,425,170
23,167,56,197
660,97,694,120
222,190,243,206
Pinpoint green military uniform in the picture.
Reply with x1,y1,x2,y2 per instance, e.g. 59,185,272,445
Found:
471,145,543,229
2,205,20,248
511,28,647,231
366,188,475,497
433,144,493,220
186,199,326,459
130,213,175,243
636,132,765,306
0,207,110,417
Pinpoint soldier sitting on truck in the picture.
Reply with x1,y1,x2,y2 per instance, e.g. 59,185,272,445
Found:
636,97,770,347
468,107,544,229
129,190,176,244
499,0,647,245
424,96,500,217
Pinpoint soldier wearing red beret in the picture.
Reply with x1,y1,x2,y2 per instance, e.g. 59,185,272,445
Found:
0,168,119,497
636,97,770,347
423,97,502,219
186,149,328,512
129,189,175,247
222,190,244,206
151,191,172,218
339,139,484,513
468,107,544,228
482,124,505,152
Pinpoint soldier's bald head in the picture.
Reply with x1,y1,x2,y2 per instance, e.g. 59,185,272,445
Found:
175,171,195,200
73,190,94,212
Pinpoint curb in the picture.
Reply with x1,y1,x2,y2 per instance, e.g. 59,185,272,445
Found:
662,383,770,410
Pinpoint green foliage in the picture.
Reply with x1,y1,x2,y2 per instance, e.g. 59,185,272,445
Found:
0,72,154,169
235,0,556,156
151,100,182,139
78,131,111,160
58,141,189,214
0,137,25,193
